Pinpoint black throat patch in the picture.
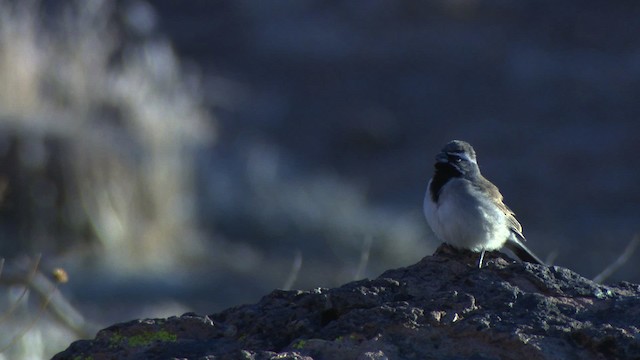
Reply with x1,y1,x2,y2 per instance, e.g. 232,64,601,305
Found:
429,162,463,203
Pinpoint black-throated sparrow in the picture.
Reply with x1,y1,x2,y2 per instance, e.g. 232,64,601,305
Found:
423,140,544,267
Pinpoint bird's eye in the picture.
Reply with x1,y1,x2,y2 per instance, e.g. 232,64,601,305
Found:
449,155,462,162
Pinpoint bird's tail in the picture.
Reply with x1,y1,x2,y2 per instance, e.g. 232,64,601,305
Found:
504,237,545,265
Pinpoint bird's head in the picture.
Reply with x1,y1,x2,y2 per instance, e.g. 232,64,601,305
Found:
435,140,480,176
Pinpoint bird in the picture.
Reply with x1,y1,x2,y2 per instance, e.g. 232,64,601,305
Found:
423,140,544,267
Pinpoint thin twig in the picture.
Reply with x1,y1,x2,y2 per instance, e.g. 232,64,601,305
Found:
282,250,303,291
545,250,559,266
354,236,372,280
0,268,60,353
0,255,41,324
593,234,640,284
0,257,99,338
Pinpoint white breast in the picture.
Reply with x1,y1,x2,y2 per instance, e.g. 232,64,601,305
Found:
423,178,509,252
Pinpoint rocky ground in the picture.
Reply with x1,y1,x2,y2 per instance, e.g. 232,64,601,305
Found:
54,245,640,359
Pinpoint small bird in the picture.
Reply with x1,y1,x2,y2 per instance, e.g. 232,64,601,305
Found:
423,140,544,267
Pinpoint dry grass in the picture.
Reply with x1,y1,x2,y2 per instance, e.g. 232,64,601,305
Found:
0,1,215,357
0,0,214,271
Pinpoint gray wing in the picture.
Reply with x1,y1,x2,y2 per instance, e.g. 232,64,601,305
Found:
476,176,544,265
475,175,525,240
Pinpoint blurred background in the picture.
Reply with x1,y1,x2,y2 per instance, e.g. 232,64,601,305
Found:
0,0,639,358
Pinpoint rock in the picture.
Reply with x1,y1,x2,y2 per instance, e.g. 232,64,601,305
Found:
53,245,640,359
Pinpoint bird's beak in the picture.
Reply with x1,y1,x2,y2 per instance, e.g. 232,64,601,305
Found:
436,152,448,163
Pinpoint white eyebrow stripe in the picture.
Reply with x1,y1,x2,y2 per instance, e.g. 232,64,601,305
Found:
448,152,476,164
